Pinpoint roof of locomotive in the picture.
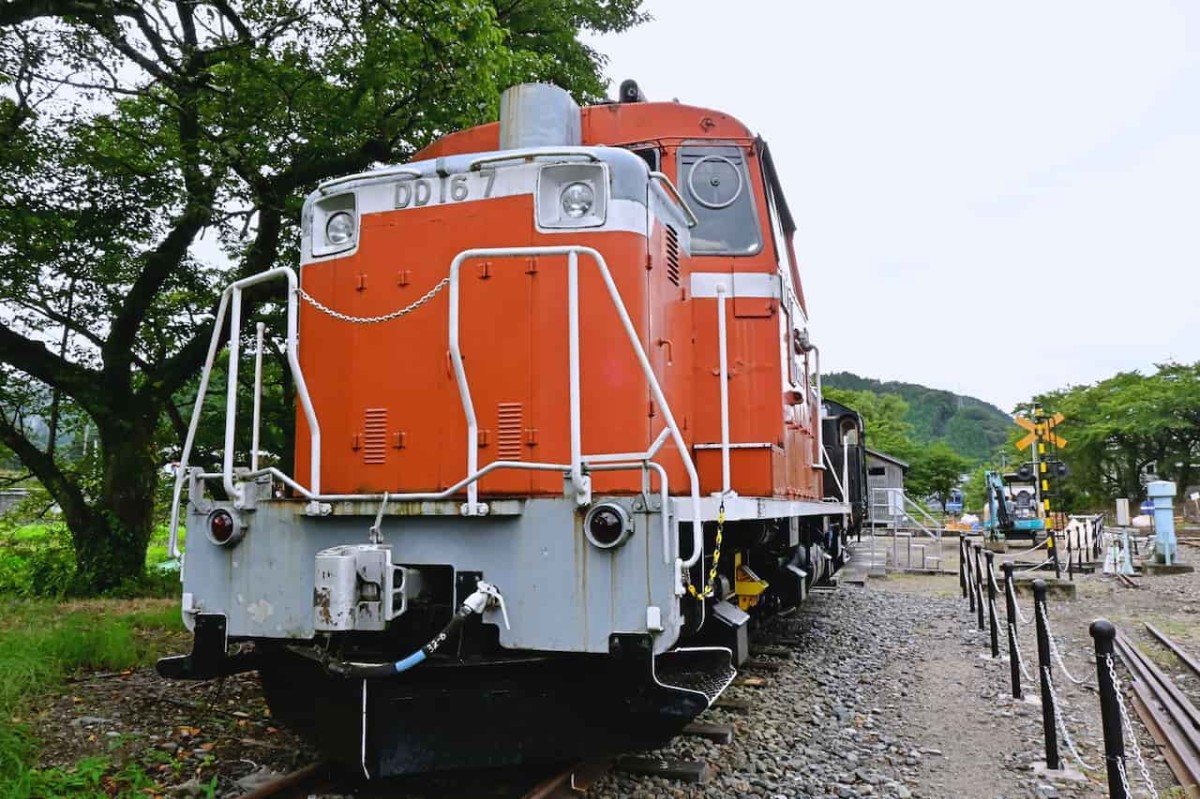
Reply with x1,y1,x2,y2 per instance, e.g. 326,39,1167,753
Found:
412,100,756,162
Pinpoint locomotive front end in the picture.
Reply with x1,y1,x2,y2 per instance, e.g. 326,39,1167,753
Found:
160,84,730,775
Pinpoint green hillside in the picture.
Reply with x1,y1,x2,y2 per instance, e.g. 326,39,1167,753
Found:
824,372,1013,462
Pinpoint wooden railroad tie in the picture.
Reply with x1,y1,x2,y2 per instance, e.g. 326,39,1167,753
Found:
733,675,769,688
711,697,752,713
681,722,735,745
615,756,709,784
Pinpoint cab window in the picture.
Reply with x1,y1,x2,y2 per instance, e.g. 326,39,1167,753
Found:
677,145,762,255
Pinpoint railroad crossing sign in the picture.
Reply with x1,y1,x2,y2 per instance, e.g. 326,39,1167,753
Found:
1015,412,1067,450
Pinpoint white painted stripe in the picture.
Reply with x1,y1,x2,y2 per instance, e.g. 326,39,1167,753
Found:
302,165,649,265
690,272,781,299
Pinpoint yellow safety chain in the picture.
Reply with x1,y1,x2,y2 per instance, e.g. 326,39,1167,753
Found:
687,500,725,599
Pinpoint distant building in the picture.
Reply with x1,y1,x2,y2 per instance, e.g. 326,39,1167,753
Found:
0,489,29,515
866,449,908,494
866,449,909,525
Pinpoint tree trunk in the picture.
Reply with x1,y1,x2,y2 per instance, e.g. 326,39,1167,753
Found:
70,419,159,593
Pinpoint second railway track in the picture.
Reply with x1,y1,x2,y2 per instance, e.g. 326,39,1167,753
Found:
1115,631,1200,797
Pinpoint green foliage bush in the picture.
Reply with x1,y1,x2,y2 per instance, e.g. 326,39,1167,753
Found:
0,525,76,598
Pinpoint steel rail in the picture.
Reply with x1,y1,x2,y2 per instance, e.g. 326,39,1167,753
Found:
236,762,338,799
230,758,612,799
522,760,612,799
1145,623,1200,682
1114,636,1200,796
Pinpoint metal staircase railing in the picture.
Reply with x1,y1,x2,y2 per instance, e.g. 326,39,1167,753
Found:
868,487,946,572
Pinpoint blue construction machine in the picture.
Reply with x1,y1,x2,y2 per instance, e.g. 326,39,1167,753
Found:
983,469,1045,540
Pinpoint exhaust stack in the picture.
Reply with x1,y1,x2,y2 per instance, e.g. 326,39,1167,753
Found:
499,83,582,150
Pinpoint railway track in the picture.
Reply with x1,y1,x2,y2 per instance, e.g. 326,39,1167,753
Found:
232,758,615,798
1114,633,1200,798
1116,573,1140,589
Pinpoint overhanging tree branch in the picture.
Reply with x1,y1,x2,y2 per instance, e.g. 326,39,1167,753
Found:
0,325,107,417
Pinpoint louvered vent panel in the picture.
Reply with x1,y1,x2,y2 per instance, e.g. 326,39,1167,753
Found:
497,403,524,460
665,225,680,286
362,408,388,465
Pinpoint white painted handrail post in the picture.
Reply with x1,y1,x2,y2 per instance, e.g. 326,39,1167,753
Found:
716,283,731,496
842,433,850,504
251,322,265,472
167,291,231,558
223,289,243,501
567,249,588,504
447,255,480,515
812,344,824,469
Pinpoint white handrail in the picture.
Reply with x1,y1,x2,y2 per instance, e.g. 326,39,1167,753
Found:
822,446,846,501
445,245,703,566
172,249,706,576
716,283,731,496
251,322,265,473
811,344,824,470
168,267,322,558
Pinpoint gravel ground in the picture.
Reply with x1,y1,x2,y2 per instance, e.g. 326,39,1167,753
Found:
591,586,952,799
28,532,1200,798
589,532,1200,799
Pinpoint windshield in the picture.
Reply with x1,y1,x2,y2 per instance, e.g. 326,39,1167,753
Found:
678,145,762,255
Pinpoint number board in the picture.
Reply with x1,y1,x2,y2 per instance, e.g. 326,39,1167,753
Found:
394,171,497,210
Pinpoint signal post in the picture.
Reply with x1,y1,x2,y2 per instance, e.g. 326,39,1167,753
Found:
1015,403,1069,580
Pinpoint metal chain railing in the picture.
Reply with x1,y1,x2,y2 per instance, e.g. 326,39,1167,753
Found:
1115,758,1134,799
1006,574,1033,625
986,563,1004,646
1105,653,1160,799
1042,666,1098,771
295,277,451,324
1039,601,1090,685
1016,559,1053,575
1010,622,1033,681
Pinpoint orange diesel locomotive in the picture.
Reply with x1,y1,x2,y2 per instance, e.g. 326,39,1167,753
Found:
160,81,853,776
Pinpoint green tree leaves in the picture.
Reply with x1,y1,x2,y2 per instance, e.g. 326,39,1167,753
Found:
0,0,646,592
1038,362,1200,507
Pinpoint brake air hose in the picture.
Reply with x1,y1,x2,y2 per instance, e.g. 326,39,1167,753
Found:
325,582,504,679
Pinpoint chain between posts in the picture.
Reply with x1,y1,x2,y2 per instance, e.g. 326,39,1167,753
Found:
296,278,451,324
1105,653,1159,799
1039,600,1090,685
1010,622,1034,681
1043,666,1098,771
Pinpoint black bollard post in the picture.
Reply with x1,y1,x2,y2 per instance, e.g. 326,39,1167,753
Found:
973,544,985,631
966,539,976,613
1003,562,1021,699
1090,619,1126,799
985,551,999,658
959,533,967,599
1032,579,1060,770
1049,532,1061,579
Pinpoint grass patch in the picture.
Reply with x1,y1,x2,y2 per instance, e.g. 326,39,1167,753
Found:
0,522,185,599
0,599,185,796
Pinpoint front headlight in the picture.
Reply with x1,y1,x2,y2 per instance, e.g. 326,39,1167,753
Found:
560,182,595,218
311,192,358,257
537,163,608,229
325,211,356,245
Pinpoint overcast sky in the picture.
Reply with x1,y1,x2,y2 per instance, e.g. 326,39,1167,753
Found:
586,2,1200,411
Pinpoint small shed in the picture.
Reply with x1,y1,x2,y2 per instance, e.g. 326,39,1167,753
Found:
866,449,909,523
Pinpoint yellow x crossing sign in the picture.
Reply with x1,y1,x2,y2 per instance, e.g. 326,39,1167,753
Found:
1015,413,1067,450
